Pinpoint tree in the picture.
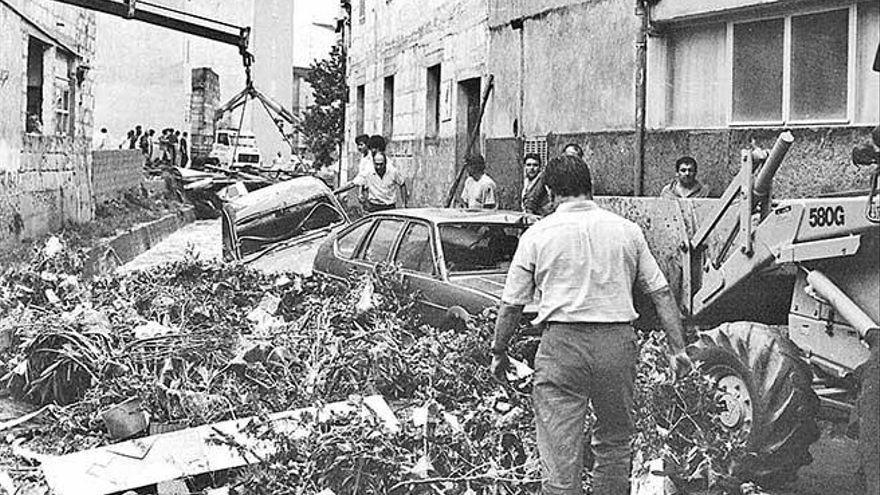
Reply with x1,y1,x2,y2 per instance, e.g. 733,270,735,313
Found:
297,40,346,167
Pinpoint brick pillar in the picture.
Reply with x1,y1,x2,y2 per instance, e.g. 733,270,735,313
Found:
189,68,220,160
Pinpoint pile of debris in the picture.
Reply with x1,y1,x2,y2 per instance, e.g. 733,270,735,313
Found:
0,238,747,495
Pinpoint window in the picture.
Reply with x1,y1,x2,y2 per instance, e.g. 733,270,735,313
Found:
524,137,548,167
732,19,784,123
439,223,526,273
790,9,848,121
363,219,403,262
383,75,394,137
337,220,373,259
237,197,344,257
26,37,46,134
658,5,879,127
53,51,74,136
355,84,365,137
425,64,441,137
395,223,434,274
54,84,71,136
666,23,728,127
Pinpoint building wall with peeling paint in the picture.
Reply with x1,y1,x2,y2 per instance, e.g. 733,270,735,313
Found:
486,0,880,199
0,0,96,248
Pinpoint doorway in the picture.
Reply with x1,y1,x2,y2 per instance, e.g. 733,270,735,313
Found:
456,77,481,165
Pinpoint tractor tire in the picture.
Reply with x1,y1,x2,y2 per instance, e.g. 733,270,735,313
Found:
686,321,820,487
858,343,879,494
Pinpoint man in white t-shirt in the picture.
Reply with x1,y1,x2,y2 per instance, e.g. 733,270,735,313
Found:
353,151,407,212
355,134,372,178
459,154,497,209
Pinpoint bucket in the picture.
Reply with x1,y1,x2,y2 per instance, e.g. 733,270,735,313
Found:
101,397,148,440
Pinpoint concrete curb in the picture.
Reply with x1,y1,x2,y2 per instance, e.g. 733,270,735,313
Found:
84,206,195,277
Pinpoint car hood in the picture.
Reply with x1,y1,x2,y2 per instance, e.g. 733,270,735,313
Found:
450,273,508,300
243,224,344,275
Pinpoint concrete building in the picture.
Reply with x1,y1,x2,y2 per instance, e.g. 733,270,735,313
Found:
0,0,96,248
343,0,490,206
345,0,879,207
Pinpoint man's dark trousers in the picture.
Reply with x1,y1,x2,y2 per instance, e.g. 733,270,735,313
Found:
533,322,638,495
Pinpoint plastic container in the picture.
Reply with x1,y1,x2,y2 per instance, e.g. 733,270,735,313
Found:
101,397,148,439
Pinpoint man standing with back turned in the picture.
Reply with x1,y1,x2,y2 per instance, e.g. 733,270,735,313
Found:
490,155,690,495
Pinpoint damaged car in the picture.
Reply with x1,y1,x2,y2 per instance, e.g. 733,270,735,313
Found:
313,208,538,327
221,176,351,275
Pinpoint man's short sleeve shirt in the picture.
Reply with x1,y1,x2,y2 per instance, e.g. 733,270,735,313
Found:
461,175,497,209
501,200,668,324
356,163,404,205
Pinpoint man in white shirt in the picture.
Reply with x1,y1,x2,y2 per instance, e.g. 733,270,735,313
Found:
459,154,497,209
353,151,407,212
355,134,372,178
95,128,110,150
490,154,690,495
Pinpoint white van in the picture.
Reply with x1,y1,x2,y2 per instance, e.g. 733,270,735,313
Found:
208,128,261,168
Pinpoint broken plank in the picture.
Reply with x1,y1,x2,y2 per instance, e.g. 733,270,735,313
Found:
41,395,396,495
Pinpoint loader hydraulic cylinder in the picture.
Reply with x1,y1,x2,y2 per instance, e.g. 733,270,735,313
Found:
806,269,879,340
753,132,794,214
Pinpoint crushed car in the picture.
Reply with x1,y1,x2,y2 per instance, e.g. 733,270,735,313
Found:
221,176,351,275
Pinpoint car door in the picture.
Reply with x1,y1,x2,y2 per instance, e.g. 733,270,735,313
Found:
392,221,447,326
314,218,374,279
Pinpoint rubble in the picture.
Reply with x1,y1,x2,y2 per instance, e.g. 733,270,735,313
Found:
0,239,748,494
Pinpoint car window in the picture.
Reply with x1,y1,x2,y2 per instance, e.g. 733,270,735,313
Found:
439,223,527,273
395,223,434,274
217,133,230,145
336,220,373,259
237,196,344,257
363,219,404,263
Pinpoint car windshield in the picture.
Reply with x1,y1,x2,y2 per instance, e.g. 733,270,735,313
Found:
237,196,345,257
439,223,527,273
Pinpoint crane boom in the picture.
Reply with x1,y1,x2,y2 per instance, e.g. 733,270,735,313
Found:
49,0,251,63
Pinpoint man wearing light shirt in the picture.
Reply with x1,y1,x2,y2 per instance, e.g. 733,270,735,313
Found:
459,154,497,209
355,134,372,178
353,151,407,213
489,154,690,495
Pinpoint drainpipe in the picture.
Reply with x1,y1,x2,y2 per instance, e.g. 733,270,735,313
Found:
633,0,648,196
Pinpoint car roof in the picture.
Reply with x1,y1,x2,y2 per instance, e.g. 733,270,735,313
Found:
228,176,332,221
371,208,534,224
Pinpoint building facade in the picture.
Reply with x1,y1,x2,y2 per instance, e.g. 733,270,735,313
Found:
343,0,491,206
0,0,96,248
345,0,879,207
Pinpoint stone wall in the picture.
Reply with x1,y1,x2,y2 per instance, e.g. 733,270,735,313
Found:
542,126,878,198
0,1,96,249
92,150,145,202
189,68,220,160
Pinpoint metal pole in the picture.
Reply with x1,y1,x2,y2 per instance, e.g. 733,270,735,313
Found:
633,0,648,196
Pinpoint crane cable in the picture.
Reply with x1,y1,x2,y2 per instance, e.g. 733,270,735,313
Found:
230,96,248,170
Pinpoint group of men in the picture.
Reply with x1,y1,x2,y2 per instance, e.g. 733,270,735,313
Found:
349,136,696,494
94,125,189,168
